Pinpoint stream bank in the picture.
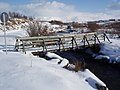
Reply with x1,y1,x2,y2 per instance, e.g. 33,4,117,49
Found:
55,48,120,90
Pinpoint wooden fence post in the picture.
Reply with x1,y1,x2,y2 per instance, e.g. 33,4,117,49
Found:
94,34,101,44
94,35,96,44
83,36,86,47
22,40,26,54
42,39,47,52
72,37,74,49
58,38,61,51
59,38,65,51
103,33,111,42
15,39,19,51
85,36,90,46
72,36,78,49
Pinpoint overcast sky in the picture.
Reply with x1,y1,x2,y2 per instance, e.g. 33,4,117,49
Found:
0,0,120,22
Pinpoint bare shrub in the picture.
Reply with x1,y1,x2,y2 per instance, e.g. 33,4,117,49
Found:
63,61,86,72
27,21,50,37
87,22,100,32
74,61,86,72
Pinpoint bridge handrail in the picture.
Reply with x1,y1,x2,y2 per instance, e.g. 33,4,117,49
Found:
16,32,97,41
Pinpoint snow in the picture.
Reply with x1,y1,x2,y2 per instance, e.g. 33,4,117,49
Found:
0,28,108,90
116,56,120,63
95,55,110,60
85,37,120,64
99,39,120,63
46,52,69,67
79,69,107,89
0,51,107,90
0,29,28,50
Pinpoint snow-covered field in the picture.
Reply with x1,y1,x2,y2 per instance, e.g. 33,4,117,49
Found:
0,28,109,89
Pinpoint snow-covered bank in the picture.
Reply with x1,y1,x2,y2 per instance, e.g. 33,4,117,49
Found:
86,38,120,64
0,51,108,90
99,39,120,63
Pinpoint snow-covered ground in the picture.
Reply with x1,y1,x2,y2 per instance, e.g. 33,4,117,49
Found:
0,28,109,89
0,29,28,50
98,39,120,63
0,51,107,90
86,37,120,64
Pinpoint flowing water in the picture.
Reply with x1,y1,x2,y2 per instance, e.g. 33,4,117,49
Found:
55,50,120,90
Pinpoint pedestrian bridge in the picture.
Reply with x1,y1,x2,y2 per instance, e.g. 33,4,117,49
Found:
15,32,111,53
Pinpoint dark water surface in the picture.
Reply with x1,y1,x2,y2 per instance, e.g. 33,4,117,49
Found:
55,50,120,90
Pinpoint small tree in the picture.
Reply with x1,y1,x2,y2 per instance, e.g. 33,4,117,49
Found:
27,21,49,37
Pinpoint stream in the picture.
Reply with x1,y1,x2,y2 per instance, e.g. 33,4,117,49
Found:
55,50,120,90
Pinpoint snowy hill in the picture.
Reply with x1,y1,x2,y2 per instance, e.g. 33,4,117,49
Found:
0,18,67,34
0,18,30,30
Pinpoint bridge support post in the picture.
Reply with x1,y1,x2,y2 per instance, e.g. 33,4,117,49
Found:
42,39,47,52
58,38,61,51
83,35,90,47
83,36,85,47
103,33,111,43
72,37,74,49
103,33,106,41
15,39,19,51
85,36,90,46
22,41,26,54
94,34,101,44
72,37,78,49
58,38,65,51
94,35,96,44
